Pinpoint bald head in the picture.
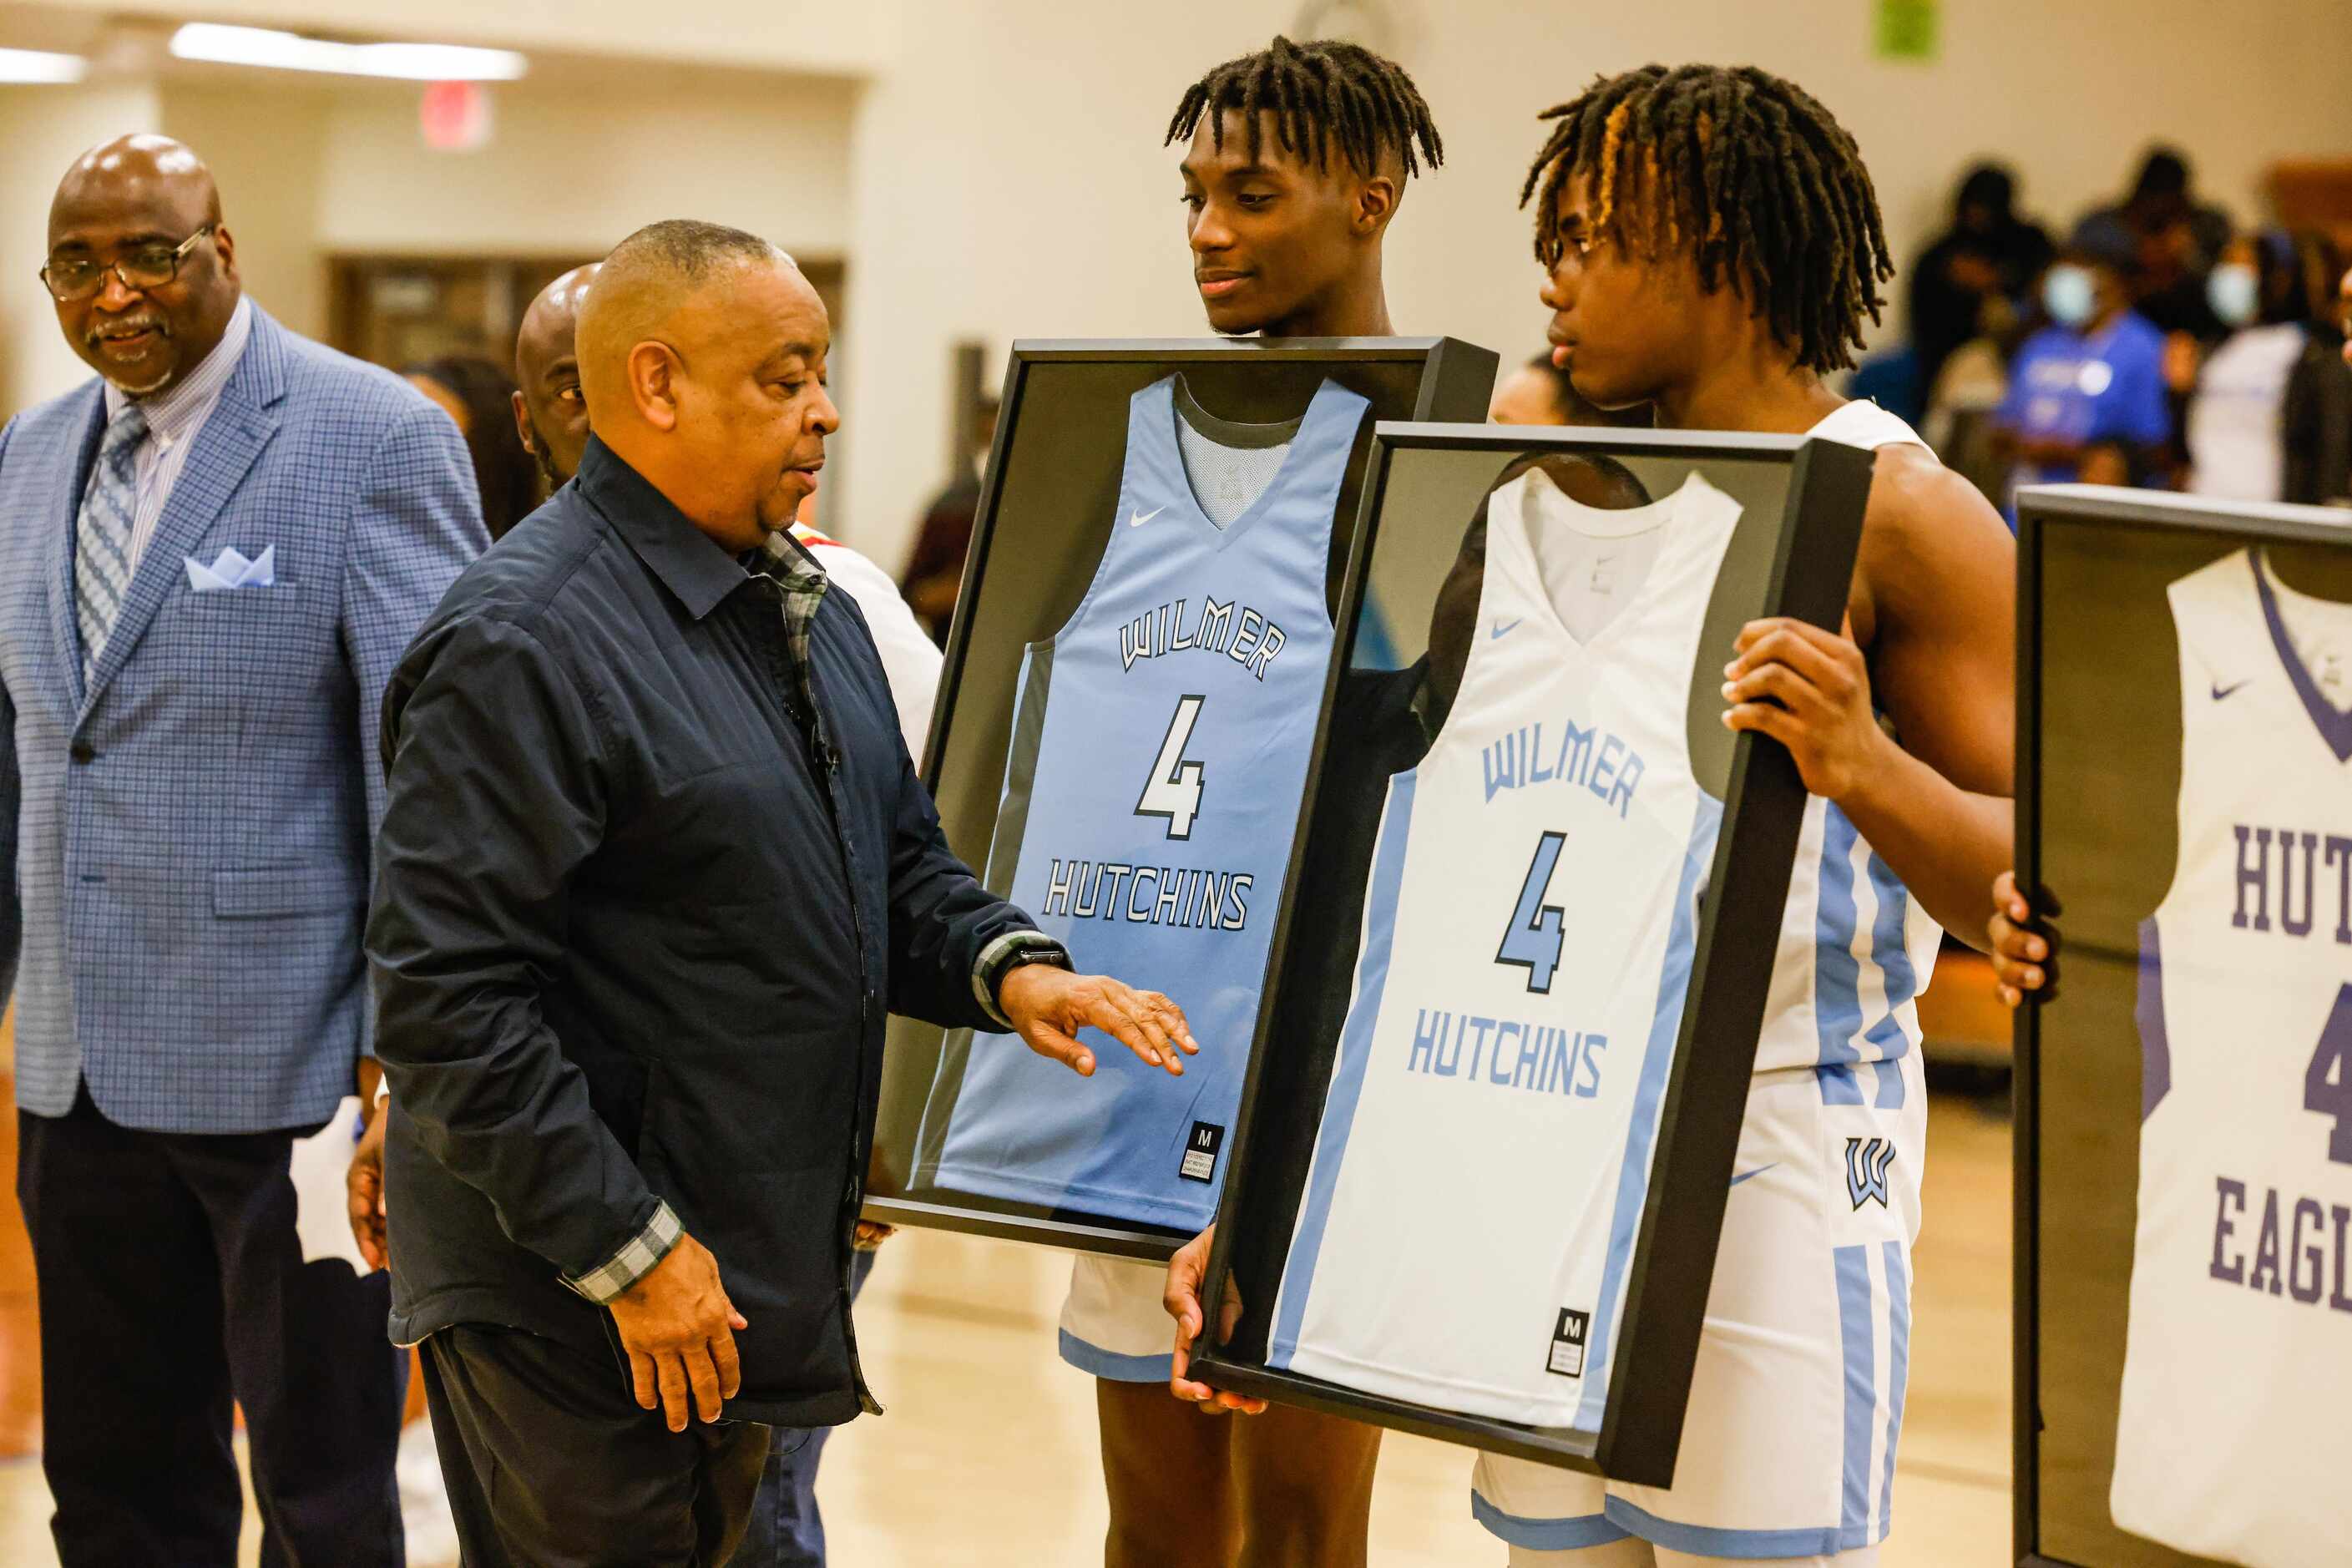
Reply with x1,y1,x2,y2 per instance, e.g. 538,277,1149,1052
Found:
45,134,239,396
52,134,222,240
576,220,838,551
576,220,795,422
511,263,599,488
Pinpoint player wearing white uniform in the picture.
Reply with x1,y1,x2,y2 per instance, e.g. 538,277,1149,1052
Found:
2104,549,2352,1567
1170,65,2017,1568
1470,402,1939,1562
1268,468,1739,1424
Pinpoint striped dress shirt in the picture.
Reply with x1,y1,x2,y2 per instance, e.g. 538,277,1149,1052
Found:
89,295,255,571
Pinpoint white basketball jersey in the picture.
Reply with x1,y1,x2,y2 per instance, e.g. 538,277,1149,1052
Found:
1266,468,1742,1425
1468,401,1944,1555
2110,549,2352,1568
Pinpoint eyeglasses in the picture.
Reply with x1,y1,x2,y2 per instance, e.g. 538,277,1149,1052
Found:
39,225,217,303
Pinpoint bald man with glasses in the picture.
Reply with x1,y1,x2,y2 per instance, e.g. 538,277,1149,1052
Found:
0,134,484,1564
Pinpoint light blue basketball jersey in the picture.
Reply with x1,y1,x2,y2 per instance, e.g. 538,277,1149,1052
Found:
928,375,1368,1229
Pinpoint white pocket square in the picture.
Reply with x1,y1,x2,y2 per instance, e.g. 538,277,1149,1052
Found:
185,544,276,592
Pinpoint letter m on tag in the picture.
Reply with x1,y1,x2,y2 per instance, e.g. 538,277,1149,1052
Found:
1178,1120,1224,1184
1844,1136,1895,1210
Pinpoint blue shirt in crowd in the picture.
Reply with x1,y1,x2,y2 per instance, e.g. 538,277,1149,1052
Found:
1997,309,2170,521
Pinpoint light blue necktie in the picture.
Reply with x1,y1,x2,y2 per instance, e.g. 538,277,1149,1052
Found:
74,401,147,675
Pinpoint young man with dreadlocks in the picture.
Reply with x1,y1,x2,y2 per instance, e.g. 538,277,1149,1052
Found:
1166,63,2015,1568
1054,37,1444,1568
1169,34,1438,337
1485,62,2011,1568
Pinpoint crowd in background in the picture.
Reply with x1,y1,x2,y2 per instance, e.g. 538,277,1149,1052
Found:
389,140,2352,643
1857,145,2352,522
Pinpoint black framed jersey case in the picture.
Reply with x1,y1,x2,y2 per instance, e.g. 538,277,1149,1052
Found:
1188,422,1875,1488
866,337,1498,1259
2014,486,2352,1568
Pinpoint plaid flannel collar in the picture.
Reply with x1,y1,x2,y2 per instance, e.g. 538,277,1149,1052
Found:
747,531,831,675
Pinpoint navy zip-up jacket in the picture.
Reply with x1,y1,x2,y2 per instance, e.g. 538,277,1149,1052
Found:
367,437,1034,1426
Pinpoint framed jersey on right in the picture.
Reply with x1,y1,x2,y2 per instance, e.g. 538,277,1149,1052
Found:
2014,486,2352,1568
1188,422,1881,1490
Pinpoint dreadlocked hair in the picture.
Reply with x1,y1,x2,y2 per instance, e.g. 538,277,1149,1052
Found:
1520,64,1894,374
1165,35,1444,180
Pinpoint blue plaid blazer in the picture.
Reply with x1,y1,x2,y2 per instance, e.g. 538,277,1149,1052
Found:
0,307,486,1132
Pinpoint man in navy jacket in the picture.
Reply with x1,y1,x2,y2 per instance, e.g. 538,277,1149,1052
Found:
367,219,1196,1565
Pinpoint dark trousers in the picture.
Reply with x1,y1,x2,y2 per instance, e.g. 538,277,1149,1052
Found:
736,1247,876,1566
421,1323,771,1567
15,1086,405,1568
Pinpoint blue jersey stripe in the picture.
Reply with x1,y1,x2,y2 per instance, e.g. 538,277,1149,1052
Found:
1601,1495,1848,1560
1571,795,1722,1434
1834,1243,1877,1546
1469,1493,1629,1550
1056,1328,1171,1383
1813,806,1868,1105
1878,1239,1913,1535
1861,851,1919,1110
2136,916,2171,1120
1267,770,1419,1368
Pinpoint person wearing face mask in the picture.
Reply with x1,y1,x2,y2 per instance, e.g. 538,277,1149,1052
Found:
1990,236,2171,523
2186,230,2330,501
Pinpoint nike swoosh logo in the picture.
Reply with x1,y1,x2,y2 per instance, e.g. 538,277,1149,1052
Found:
1128,507,1164,529
1490,618,1524,640
1728,1162,1778,1188
2211,679,2251,701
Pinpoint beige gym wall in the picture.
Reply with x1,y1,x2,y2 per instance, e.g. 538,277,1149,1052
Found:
3,0,2349,577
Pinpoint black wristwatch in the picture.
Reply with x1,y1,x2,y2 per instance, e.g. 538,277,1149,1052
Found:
982,934,1074,1016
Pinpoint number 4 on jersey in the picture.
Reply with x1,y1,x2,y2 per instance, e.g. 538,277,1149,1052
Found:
1136,694,1208,840
1496,831,1569,994
2304,984,2352,1166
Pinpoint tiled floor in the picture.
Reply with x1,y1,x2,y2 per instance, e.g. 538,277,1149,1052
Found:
0,1090,2012,1565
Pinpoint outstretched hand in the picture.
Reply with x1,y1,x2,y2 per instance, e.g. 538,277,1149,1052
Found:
998,964,1199,1078
1165,1225,1266,1415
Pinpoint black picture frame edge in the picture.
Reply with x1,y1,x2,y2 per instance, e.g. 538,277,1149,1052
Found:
1596,432,1874,1485
1189,417,1416,1373
2016,482,2352,547
2007,483,2352,1568
1196,425,1871,1485
1184,1355,1605,1470
858,1196,1183,1262
881,336,1496,1258
2013,505,2053,1568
